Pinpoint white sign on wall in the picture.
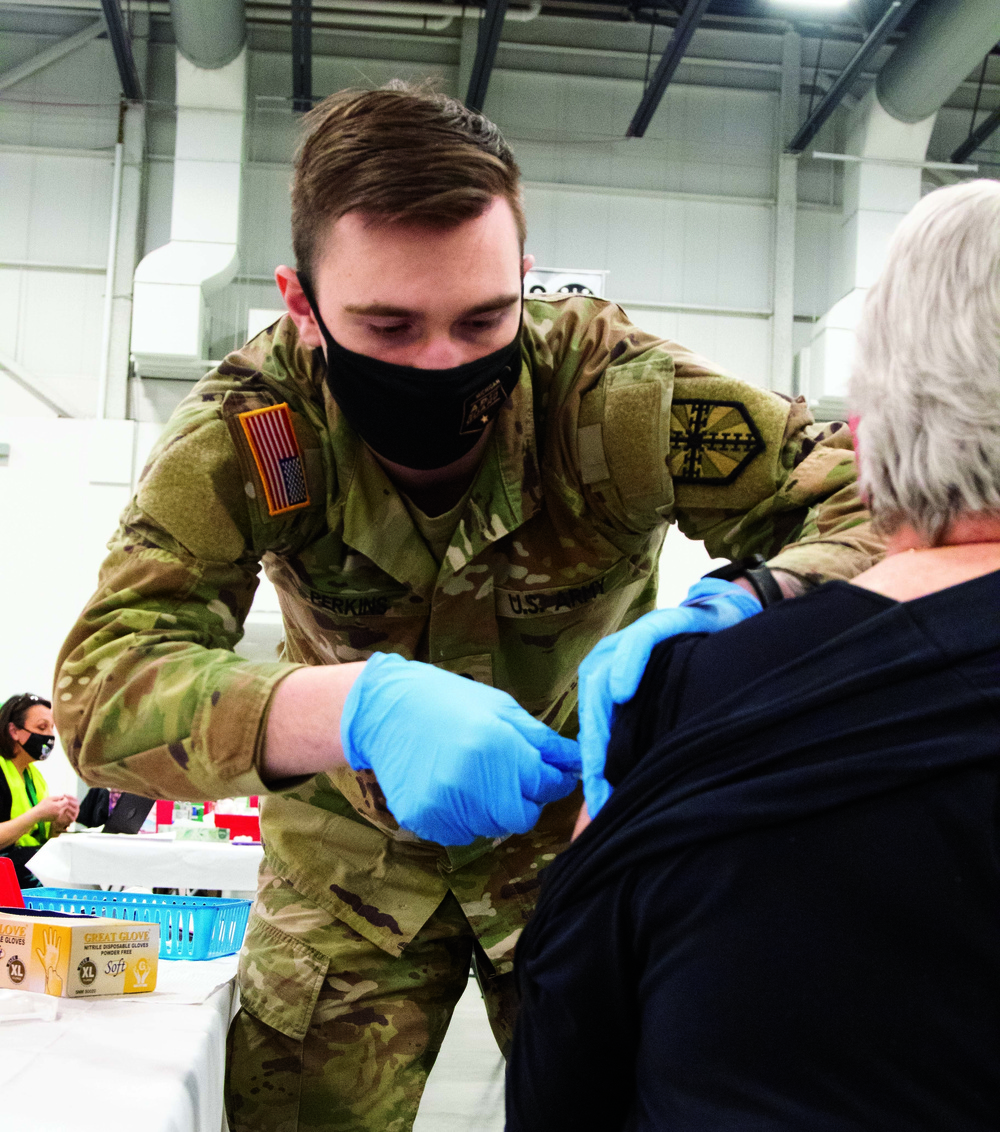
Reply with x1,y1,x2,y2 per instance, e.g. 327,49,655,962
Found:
523,268,609,298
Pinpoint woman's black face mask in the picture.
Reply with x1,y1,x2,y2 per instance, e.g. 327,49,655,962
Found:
298,275,522,471
21,731,54,761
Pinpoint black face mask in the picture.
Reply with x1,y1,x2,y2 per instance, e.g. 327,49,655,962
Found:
21,731,54,761
299,275,522,470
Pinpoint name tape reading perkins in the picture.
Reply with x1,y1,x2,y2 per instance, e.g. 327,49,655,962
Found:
309,591,392,617
0,911,159,997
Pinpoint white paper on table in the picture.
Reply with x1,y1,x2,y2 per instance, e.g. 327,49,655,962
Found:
0,988,60,1023
149,954,240,1005
29,829,263,891
1,961,239,1131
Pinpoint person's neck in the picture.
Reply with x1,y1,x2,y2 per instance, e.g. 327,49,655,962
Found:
851,514,1000,602
11,747,32,774
372,425,493,517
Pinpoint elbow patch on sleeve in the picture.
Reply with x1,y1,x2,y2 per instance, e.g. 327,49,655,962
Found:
670,379,791,512
137,418,249,563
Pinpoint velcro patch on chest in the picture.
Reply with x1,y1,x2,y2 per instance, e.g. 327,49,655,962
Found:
238,403,311,516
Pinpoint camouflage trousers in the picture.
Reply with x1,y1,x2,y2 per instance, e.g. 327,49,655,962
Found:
225,890,516,1132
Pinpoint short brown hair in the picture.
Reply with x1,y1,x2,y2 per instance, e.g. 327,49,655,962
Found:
291,84,525,277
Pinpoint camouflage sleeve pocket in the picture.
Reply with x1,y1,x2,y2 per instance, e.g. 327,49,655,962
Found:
238,912,328,1041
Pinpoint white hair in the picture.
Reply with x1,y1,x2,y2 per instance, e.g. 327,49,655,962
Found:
850,179,1000,542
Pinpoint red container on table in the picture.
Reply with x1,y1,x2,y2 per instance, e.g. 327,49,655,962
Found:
0,856,24,907
155,799,174,830
214,813,261,841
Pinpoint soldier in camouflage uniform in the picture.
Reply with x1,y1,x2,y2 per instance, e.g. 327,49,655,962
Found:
54,87,882,1132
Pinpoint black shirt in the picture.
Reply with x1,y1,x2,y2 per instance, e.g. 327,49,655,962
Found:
0,763,14,824
507,576,1000,1132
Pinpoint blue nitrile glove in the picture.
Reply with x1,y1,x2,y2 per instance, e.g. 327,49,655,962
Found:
341,652,582,846
577,577,762,819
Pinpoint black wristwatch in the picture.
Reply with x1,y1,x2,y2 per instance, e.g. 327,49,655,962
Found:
704,554,786,607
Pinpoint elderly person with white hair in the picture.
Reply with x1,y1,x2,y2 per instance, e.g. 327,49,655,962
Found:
505,179,1000,1132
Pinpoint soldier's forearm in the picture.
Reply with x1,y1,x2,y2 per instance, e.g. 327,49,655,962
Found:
261,662,366,782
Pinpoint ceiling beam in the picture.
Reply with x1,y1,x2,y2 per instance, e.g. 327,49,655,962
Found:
291,0,313,112
785,0,919,156
0,19,105,94
951,100,1000,164
99,0,142,101
465,0,509,113
626,0,712,139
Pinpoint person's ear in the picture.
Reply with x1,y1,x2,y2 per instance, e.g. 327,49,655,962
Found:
275,266,325,349
521,252,535,277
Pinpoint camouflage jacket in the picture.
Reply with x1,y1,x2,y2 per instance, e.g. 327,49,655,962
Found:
55,297,880,1033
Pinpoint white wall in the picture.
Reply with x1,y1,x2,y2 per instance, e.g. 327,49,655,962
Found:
0,24,121,419
524,184,774,297
0,417,161,793
657,526,724,607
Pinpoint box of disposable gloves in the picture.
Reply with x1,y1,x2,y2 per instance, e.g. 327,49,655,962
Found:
0,910,158,997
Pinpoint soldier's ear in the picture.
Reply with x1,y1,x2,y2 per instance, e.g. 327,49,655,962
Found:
276,266,325,349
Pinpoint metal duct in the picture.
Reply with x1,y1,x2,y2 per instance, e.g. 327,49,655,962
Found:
876,0,1000,125
131,50,246,378
170,0,246,70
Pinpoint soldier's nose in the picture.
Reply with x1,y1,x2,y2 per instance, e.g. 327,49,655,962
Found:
410,338,468,370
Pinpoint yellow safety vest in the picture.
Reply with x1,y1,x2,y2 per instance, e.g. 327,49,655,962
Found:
0,757,50,848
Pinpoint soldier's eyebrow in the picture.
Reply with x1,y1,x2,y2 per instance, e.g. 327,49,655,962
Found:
343,294,521,319
461,293,521,317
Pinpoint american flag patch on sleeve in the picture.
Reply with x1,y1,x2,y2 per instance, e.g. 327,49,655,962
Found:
238,403,311,516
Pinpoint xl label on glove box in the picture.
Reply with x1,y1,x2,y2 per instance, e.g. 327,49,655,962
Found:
0,911,158,997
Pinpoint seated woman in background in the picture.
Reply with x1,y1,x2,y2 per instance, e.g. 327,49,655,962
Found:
0,693,79,888
506,179,1000,1132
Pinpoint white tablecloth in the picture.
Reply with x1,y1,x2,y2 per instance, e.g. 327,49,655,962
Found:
0,955,240,1132
29,831,263,892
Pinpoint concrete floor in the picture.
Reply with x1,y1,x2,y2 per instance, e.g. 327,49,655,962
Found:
413,979,506,1131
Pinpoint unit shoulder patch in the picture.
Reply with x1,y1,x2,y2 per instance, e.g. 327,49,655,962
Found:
238,403,311,516
668,398,764,485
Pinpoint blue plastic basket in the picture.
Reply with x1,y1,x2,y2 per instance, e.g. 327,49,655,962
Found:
21,888,251,960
